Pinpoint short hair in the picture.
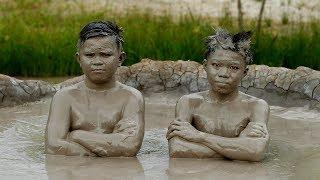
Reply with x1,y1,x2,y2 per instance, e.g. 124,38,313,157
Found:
77,21,124,50
205,28,253,65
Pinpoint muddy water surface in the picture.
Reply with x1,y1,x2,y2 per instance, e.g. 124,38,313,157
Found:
0,90,319,180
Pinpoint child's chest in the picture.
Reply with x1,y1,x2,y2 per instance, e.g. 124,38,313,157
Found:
69,95,124,133
192,102,251,137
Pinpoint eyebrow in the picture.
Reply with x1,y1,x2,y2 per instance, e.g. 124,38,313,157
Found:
209,59,241,65
83,48,114,53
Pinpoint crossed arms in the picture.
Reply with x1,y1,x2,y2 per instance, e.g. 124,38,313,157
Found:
167,96,270,161
45,90,145,157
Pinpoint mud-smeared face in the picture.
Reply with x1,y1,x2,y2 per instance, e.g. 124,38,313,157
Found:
77,36,123,84
205,49,247,94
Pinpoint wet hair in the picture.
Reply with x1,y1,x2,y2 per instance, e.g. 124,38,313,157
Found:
205,28,253,65
77,21,124,50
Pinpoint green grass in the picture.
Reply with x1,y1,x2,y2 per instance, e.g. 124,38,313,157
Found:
0,1,319,77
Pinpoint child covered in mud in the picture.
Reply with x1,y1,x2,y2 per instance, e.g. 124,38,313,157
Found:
45,21,144,157
167,29,269,161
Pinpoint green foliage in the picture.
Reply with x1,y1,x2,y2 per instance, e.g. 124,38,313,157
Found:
253,20,320,69
264,18,272,27
281,13,290,25
0,1,319,77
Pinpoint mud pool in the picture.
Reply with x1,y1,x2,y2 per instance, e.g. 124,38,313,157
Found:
0,90,319,180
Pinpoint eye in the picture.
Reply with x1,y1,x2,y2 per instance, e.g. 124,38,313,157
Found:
211,63,220,68
230,66,240,70
100,52,112,57
85,53,95,58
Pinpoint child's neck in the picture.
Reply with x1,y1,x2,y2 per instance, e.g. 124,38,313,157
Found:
84,76,116,91
209,89,239,104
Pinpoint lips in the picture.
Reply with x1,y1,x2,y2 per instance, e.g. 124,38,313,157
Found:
91,69,105,73
215,81,229,85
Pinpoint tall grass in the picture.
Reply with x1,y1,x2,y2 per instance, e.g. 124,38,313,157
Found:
0,1,319,77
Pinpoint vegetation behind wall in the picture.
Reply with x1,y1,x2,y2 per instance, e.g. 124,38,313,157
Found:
0,1,319,76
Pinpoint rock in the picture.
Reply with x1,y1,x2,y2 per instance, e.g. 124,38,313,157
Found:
0,74,56,107
313,84,320,102
58,75,84,89
56,59,320,109
3,59,319,109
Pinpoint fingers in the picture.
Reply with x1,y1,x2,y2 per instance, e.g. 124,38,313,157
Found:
252,124,267,134
248,129,265,138
166,124,181,137
92,147,108,157
247,122,268,137
167,118,195,140
247,131,263,137
167,119,189,136
167,118,186,140
166,130,182,140
247,125,267,138
168,124,181,131
170,118,187,126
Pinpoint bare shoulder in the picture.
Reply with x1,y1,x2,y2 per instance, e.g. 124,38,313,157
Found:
240,92,269,107
117,82,144,103
240,92,269,123
52,82,83,101
177,90,207,107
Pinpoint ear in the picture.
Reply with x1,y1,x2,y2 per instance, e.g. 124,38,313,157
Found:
243,67,249,77
118,52,126,67
202,59,207,67
75,52,81,67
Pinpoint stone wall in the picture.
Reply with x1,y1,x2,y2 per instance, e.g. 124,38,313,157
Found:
0,74,56,107
60,59,320,109
2,59,319,109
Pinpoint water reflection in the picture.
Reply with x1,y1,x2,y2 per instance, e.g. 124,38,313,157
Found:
166,158,269,180
45,155,145,180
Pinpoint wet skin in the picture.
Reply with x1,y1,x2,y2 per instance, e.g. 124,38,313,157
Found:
45,36,145,157
167,49,270,161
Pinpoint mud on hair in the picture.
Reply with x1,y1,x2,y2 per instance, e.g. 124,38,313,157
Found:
205,28,253,65
77,21,124,50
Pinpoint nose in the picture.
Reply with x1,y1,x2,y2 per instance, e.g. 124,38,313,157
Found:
218,67,229,78
92,57,103,66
